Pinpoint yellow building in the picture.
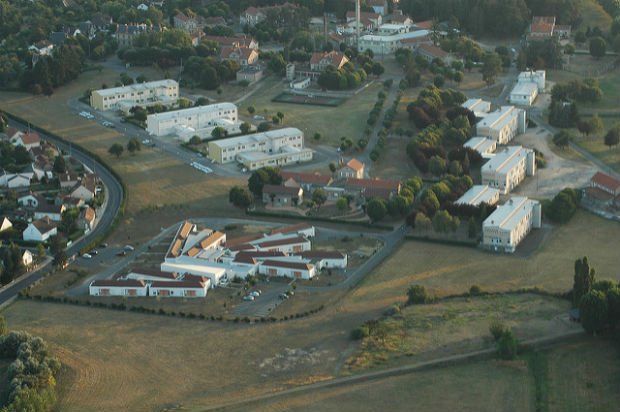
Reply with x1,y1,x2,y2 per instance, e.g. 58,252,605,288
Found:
90,79,179,112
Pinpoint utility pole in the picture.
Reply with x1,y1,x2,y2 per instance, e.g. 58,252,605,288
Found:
356,0,361,48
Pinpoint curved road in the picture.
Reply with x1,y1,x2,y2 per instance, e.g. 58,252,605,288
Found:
0,117,124,306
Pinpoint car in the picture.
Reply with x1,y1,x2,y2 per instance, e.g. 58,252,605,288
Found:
116,251,127,257
242,295,255,301
253,115,265,121
278,293,289,300
249,291,260,298
89,250,98,255
142,139,150,144
124,245,135,251
99,243,108,248
82,253,92,259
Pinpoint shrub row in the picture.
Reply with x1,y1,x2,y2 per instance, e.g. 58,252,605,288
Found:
246,209,394,231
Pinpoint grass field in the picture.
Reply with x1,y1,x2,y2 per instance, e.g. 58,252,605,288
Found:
240,77,382,147
572,115,620,173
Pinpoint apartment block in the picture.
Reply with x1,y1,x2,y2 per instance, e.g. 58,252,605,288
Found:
476,106,526,144
90,80,179,112
482,196,541,253
481,146,536,194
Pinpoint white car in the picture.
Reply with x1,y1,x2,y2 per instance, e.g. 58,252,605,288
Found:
82,253,92,259
242,295,255,301
124,245,135,252
249,291,260,298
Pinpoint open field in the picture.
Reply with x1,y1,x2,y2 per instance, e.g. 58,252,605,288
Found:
572,119,620,173
547,338,620,411
225,358,534,412
240,76,382,147
346,293,574,371
345,210,620,313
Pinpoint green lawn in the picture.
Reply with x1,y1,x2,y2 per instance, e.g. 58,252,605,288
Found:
572,115,620,173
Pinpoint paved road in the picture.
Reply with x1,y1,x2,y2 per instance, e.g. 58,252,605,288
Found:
0,117,124,306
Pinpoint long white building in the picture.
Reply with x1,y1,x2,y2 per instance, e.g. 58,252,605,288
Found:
462,98,491,118
509,70,546,106
207,128,313,170
146,103,239,138
90,80,179,112
455,185,500,206
357,30,430,55
482,196,541,253
476,106,526,144
464,136,497,158
481,146,536,194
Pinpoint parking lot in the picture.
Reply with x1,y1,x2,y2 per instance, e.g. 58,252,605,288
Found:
231,281,292,318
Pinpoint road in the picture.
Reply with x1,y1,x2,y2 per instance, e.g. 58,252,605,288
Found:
0,116,124,306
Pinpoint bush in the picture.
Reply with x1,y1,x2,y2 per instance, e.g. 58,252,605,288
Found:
407,284,432,304
350,325,370,340
489,321,509,341
469,285,483,296
496,331,519,360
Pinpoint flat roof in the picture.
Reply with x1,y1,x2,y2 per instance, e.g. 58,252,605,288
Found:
483,146,531,175
455,185,500,206
464,137,496,154
484,197,539,232
478,106,522,132
462,98,490,113
510,81,538,97
94,79,178,97
359,29,429,42
147,103,237,121
209,127,303,149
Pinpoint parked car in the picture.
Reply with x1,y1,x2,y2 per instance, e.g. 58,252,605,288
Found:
89,250,98,255
82,253,92,259
249,291,260,298
116,251,127,257
278,293,289,300
124,245,135,251
242,295,255,301
99,243,108,248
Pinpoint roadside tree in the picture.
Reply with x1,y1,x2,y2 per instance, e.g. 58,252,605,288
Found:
366,198,387,222
312,188,327,210
108,143,124,158
228,186,253,209
604,127,620,150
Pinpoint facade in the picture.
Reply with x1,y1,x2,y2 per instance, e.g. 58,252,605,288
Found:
589,171,620,196
476,106,526,144
221,47,259,66
115,23,163,48
462,98,491,118
346,11,382,31
240,6,267,27
337,158,365,179
378,24,409,35
253,235,311,254
236,65,264,84
262,185,304,207
297,250,347,270
481,146,536,194
270,223,315,238
173,12,205,33
357,30,430,55
464,137,497,157
341,178,401,200
415,43,451,63
89,280,148,297
510,71,546,106
527,16,570,42
90,80,179,112
149,280,209,298
0,217,12,232
146,103,238,137
279,171,332,192
455,185,500,206
207,128,313,170
204,35,258,50
482,197,542,253
258,259,316,280
34,203,65,222
309,51,349,71
22,218,58,242
13,132,41,150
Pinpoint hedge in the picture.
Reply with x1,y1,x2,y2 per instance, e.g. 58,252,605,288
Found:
246,209,394,231
405,234,478,248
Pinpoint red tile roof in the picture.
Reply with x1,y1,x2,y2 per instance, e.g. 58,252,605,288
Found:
233,250,286,264
20,132,41,145
263,184,302,196
261,259,313,270
151,280,207,288
257,236,308,248
280,171,332,186
591,172,620,192
417,43,448,58
226,234,263,247
92,279,145,288
346,158,364,172
344,177,400,191
129,268,177,280
309,51,348,68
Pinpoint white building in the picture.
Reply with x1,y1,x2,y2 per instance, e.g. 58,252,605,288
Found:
509,70,546,106
149,280,209,298
481,146,536,194
252,235,311,254
462,98,491,118
482,196,542,253
89,280,148,296
125,269,179,283
357,30,430,55
464,137,497,158
518,70,546,90
270,223,315,238
297,251,348,270
258,260,316,280
378,24,409,35
146,103,239,137
476,106,526,144
89,80,179,112
23,218,58,242
455,185,500,206
207,128,313,170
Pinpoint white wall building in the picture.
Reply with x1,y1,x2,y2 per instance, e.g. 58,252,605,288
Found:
146,103,239,137
89,280,148,296
149,280,209,298
481,146,536,194
482,196,542,253
509,70,546,106
464,136,497,158
476,106,526,144
455,185,500,206
358,30,430,55
207,128,313,170
23,218,57,242
518,70,546,90
258,260,316,280
90,80,179,112
462,98,491,117
297,251,348,270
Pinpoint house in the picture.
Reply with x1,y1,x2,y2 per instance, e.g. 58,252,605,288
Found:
415,43,451,63
18,193,41,208
12,132,41,150
455,185,500,206
173,12,205,33
89,280,148,297
253,235,311,254
77,21,96,39
32,156,54,180
220,47,259,66
58,171,80,190
236,65,264,84
28,41,54,56
49,31,67,46
346,11,382,31
23,217,58,242
367,0,388,15
69,175,97,201
482,197,542,253
0,217,12,232
527,16,570,42
509,71,546,106
280,171,332,192
204,35,259,50
378,23,410,35
296,250,347,270
342,178,401,200
357,30,431,55
114,23,163,48
1,173,32,189
462,98,491,118
34,202,65,222
481,146,536,194
21,250,34,268
262,185,304,207
309,51,349,71
125,268,179,282
464,137,497,158
476,106,526,144
270,223,315,238
389,12,413,27
337,158,365,179
90,79,179,112
91,14,113,30
240,6,267,27
585,172,620,205
258,259,316,280
149,280,210,297
78,206,96,231
137,3,149,11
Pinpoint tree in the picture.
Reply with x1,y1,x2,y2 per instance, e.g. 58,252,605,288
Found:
0,315,6,336
366,198,387,222
336,197,348,211
108,143,124,158
453,71,464,84
276,111,284,124
329,162,337,173
496,330,518,360
247,106,255,115
312,188,327,210
52,155,66,173
189,135,202,145
127,138,141,154
228,186,253,209
247,167,281,197
257,122,271,132
407,284,430,304
433,74,445,88
414,212,432,231
588,115,604,136
432,210,459,233
240,122,251,134
573,257,595,306
604,127,620,150
589,37,607,59
37,243,46,258
553,130,570,148
313,132,321,141
53,250,67,269
468,217,479,239
481,52,503,85
211,127,227,139
272,115,280,124
580,290,608,334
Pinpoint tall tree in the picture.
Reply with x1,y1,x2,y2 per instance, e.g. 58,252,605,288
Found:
481,52,503,85
604,127,620,150
589,37,607,59
579,290,608,334
573,256,595,306
312,188,327,210
108,143,124,158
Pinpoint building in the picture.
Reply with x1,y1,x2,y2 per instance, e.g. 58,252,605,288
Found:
270,223,315,238
341,178,401,200
378,24,410,35
251,234,311,254
585,171,620,205
482,197,542,253
0,173,32,189
89,280,148,296
146,103,238,137
357,30,430,55
526,16,571,42
149,280,209,297
296,250,347,270
240,6,267,27
258,260,316,280
125,268,179,283
476,106,526,144
280,171,332,192
337,158,365,179
34,202,65,222
221,47,259,66
262,185,304,207
0,217,12,232
69,175,98,201
78,206,96,231
462,98,491,118
18,193,40,208
12,132,41,150
23,218,58,242
59,171,80,190
346,11,382,31
455,185,500,206
204,35,258,50
415,43,452,63
464,137,497,157
309,51,349,71
115,23,163,48
207,128,313,170
236,65,264,84
509,71,545,106
90,79,179,112
481,146,536,194
367,0,388,15
173,12,205,33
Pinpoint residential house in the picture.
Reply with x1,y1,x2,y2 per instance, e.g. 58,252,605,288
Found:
220,47,259,66
367,0,388,15
342,178,401,200
1,173,33,189
337,158,365,179
125,268,179,282
585,172,620,206
114,23,164,48
296,250,347,270
270,223,315,238
204,35,258,50
91,14,113,31
32,156,54,180
34,202,65,222
240,6,267,27
58,171,80,190
388,12,413,27
78,206,96,232
69,175,97,201
173,12,205,33
89,279,148,297
481,146,536,194
309,51,349,71
149,279,210,297
346,11,382,31
23,217,58,242
77,21,96,39
262,184,304,207
137,3,149,11
415,43,452,63
49,31,67,46
482,196,542,253
17,193,41,208
90,79,179,112
527,16,571,42
0,217,12,232
258,259,316,280
236,65,264,84
280,171,332,192
12,132,41,150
